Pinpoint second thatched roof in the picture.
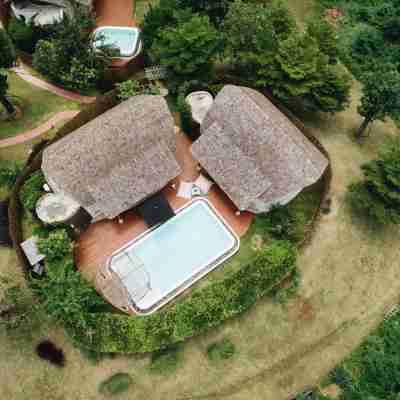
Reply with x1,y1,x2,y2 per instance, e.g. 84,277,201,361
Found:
191,85,328,213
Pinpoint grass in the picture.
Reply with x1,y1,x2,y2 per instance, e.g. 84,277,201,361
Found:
0,72,79,139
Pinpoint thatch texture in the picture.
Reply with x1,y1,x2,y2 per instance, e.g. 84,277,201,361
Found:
191,85,329,213
42,95,181,220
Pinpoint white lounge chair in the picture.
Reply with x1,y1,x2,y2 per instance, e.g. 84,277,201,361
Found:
177,181,193,199
194,175,213,194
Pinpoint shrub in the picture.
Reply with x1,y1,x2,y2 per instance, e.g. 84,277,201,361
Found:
347,139,400,225
116,79,160,102
382,17,400,41
33,8,113,91
37,229,73,262
0,160,23,189
98,373,133,396
19,171,46,211
32,255,105,331
149,344,182,374
0,28,16,68
207,338,235,361
7,17,53,54
70,240,297,353
351,26,385,60
257,204,307,244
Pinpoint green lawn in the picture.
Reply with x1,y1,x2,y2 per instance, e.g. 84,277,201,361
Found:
0,72,80,139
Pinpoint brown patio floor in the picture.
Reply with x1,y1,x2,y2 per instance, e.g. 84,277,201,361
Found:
76,130,254,280
96,0,135,27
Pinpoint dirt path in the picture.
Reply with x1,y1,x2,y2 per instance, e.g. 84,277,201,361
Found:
12,65,95,104
0,110,79,148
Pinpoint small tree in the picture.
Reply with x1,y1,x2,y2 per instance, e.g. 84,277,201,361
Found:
306,18,339,64
149,14,222,92
348,139,400,225
0,29,16,116
0,160,23,189
37,229,73,262
357,63,400,138
33,8,113,91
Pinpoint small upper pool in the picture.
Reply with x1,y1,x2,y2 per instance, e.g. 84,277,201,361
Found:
106,199,240,315
93,26,141,58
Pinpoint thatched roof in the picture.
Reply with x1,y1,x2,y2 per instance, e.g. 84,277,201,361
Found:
42,95,181,220
191,85,328,213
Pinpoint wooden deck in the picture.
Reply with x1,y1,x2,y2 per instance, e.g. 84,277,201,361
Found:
76,131,254,280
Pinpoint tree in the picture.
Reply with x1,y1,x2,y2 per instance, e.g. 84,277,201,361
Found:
306,18,339,64
0,160,23,189
33,7,113,92
348,139,400,225
176,0,233,25
150,14,222,92
0,29,16,116
223,1,350,113
357,63,400,138
37,229,73,263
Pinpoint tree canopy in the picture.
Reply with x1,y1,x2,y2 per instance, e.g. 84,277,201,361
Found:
357,63,400,138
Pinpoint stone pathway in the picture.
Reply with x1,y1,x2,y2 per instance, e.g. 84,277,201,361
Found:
0,110,79,148
12,65,96,104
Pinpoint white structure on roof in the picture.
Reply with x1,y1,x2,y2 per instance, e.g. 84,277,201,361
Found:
185,91,214,124
21,236,45,266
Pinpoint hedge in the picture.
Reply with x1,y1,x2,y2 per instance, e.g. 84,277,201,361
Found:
67,240,296,353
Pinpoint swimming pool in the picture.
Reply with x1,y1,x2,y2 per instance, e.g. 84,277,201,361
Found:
106,199,239,315
93,26,142,58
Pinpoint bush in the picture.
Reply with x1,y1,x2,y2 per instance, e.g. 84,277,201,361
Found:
70,240,297,353
382,17,400,41
0,160,23,189
19,171,46,211
347,139,400,226
116,79,160,102
33,8,113,92
7,17,54,54
149,344,182,374
149,14,222,93
0,28,16,68
257,204,307,244
98,373,133,396
37,229,73,262
207,338,235,361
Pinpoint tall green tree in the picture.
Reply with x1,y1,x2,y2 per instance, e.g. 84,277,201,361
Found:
0,29,16,115
348,139,400,226
357,63,400,138
33,7,113,92
150,14,222,92
223,0,350,113
306,18,339,64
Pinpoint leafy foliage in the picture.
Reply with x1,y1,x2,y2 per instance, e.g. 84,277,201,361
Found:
176,0,233,25
348,139,400,225
7,16,53,54
0,160,23,189
19,171,46,211
329,310,400,400
70,240,297,353
98,373,133,396
149,14,222,93
37,229,73,263
223,0,350,113
207,338,236,361
149,344,182,374
32,255,105,332
356,63,400,137
33,8,112,91
116,79,160,102
0,28,16,69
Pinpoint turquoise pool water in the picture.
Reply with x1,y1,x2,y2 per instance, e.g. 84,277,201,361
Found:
93,27,140,58
108,199,239,315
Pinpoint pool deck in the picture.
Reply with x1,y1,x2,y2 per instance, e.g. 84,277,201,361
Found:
76,130,254,281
